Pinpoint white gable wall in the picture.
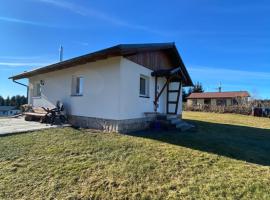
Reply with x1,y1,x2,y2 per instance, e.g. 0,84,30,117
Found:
29,57,122,120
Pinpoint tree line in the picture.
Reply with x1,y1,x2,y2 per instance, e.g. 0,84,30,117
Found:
183,82,204,102
0,95,27,108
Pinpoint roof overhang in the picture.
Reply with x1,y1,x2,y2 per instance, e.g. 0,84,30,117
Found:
151,67,193,86
9,43,193,86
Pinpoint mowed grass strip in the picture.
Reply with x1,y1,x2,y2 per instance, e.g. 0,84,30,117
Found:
0,112,269,199
183,111,270,129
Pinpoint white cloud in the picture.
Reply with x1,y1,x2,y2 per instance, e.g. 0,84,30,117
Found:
0,54,57,68
38,0,134,25
0,16,58,28
0,62,53,67
37,0,270,37
36,0,175,36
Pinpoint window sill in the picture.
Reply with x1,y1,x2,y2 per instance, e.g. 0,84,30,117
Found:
139,95,150,98
71,94,83,97
32,96,41,99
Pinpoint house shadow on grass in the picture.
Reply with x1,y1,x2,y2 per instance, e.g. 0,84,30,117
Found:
127,120,270,166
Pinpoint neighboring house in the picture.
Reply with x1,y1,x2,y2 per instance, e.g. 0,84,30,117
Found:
0,106,21,117
187,91,250,107
9,43,193,132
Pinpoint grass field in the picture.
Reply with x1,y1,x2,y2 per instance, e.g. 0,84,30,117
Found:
0,112,270,199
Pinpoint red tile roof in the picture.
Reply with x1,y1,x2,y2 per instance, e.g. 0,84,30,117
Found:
187,91,250,99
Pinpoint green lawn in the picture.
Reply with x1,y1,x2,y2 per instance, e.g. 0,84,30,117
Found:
1,112,270,199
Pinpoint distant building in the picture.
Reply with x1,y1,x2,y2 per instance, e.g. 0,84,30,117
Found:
187,91,250,107
0,106,21,116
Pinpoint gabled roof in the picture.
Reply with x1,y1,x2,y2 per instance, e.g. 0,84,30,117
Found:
9,42,193,86
187,91,250,99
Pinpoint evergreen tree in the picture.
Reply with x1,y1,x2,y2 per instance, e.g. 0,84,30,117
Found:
191,82,204,93
10,96,16,106
0,96,4,106
0,95,27,107
5,96,10,106
15,95,21,108
21,96,27,105
184,82,204,100
182,88,188,102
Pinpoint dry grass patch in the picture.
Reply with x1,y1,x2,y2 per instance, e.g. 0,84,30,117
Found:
0,112,270,199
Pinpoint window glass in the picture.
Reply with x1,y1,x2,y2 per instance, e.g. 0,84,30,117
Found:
36,83,41,96
140,77,146,95
139,75,149,97
204,99,211,105
217,99,226,106
33,82,41,97
72,76,83,95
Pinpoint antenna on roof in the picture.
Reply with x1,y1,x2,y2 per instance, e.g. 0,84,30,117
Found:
59,45,63,62
217,82,222,92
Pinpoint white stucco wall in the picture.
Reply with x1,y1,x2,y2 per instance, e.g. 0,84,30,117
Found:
28,56,184,120
29,57,121,120
118,57,182,119
118,58,167,119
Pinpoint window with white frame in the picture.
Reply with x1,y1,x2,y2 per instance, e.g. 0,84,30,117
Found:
71,76,84,96
139,75,149,97
33,82,41,97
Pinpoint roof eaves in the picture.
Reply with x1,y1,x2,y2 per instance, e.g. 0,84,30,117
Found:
172,44,193,86
9,42,191,81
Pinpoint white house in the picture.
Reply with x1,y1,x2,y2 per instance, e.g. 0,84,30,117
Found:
0,106,21,117
10,43,193,132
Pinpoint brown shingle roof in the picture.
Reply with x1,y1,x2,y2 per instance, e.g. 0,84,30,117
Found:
9,42,193,86
187,91,250,99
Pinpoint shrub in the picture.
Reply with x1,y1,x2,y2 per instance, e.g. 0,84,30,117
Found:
185,104,252,115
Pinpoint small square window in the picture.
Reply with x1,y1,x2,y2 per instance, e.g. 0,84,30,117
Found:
72,76,84,96
33,82,41,97
139,75,149,97
217,99,226,106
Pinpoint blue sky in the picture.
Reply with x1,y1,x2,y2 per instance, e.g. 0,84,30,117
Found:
0,0,270,98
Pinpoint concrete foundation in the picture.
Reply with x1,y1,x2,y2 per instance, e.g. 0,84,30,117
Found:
68,115,156,133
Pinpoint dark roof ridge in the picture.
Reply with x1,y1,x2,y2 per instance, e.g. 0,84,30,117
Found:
187,91,250,99
9,42,193,86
